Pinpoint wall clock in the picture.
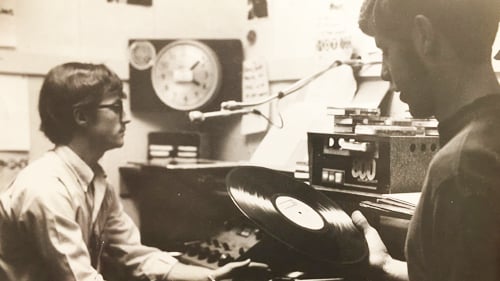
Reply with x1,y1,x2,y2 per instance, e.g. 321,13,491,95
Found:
129,40,156,70
129,39,243,112
151,40,222,111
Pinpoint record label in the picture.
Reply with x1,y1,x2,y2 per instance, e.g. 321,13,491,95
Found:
274,196,325,231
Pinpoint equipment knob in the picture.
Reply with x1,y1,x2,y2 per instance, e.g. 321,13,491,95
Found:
218,253,235,266
207,250,221,263
212,239,220,248
198,246,210,259
238,247,246,255
185,242,200,257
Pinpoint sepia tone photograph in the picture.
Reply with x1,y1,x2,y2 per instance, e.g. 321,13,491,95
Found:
0,0,499,280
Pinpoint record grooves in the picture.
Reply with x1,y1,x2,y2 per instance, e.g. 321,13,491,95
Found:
226,166,368,265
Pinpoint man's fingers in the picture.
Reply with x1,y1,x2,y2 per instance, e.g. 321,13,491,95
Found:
213,260,247,279
351,210,371,234
222,259,251,270
249,261,270,269
213,259,261,279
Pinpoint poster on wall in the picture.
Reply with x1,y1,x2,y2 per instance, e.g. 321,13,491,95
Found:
106,0,152,6
0,75,30,151
240,59,270,135
248,0,268,20
0,0,16,47
314,0,354,68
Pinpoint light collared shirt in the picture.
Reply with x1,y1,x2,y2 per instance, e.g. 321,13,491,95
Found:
0,146,178,281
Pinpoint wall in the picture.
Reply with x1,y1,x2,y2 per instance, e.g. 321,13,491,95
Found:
0,0,248,184
0,0,249,223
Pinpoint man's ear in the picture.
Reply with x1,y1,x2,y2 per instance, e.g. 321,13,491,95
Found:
73,107,89,127
412,15,435,58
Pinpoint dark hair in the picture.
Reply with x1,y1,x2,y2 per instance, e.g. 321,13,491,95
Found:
359,0,500,62
38,62,124,144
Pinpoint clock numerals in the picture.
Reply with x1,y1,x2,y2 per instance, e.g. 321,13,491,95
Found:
151,40,222,111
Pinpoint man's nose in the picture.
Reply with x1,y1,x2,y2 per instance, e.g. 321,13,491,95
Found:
121,107,131,124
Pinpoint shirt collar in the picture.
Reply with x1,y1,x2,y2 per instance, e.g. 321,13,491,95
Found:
54,146,105,192
438,94,500,146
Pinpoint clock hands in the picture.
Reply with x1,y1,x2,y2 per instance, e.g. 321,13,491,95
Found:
172,70,201,86
189,60,202,86
150,40,223,111
190,60,200,70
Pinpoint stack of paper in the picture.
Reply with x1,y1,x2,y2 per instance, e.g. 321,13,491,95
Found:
359,192,421,219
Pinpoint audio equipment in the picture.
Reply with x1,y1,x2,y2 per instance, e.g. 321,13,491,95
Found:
179,219,263,269
121,164,369,280
308,132,439,193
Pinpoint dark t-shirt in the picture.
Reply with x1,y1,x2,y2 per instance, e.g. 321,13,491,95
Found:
406,94,500,281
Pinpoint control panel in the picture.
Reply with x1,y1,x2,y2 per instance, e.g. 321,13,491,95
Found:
180,219,263,269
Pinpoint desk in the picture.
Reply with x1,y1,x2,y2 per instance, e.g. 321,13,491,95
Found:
120,164,409,279
119,163,240,251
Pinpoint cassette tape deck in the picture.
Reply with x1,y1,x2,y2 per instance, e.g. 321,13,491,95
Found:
308,132,439,193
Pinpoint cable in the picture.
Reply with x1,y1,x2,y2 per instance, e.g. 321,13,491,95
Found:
251,99,284,129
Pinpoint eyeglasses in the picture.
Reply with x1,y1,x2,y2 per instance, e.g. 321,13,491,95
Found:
96,100,124,119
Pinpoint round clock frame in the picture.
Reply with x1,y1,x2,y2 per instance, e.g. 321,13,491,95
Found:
151,40,223,111
129,40,156,70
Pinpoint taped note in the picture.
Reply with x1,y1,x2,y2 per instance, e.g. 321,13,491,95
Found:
241,59,270,135
0,75,30,151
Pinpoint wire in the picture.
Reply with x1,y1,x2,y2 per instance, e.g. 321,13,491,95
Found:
251,99,284,129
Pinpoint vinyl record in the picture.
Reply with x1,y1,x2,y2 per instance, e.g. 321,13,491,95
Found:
226,166,368,265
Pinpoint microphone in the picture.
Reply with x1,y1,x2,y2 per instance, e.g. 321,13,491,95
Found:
188,108,254,122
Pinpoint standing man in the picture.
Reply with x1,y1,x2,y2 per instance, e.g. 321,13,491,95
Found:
0,62,250,281
352,0,500,280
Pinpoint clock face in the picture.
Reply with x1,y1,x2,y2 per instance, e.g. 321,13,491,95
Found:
129,40,156,70
151,40,223,111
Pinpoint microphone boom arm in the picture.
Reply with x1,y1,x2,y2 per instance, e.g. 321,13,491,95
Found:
189,58,381,122
221,59,380,110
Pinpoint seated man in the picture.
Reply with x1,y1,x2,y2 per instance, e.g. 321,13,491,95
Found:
0,62,250,281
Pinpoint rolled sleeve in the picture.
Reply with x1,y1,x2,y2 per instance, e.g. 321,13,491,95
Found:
103,185,178,280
